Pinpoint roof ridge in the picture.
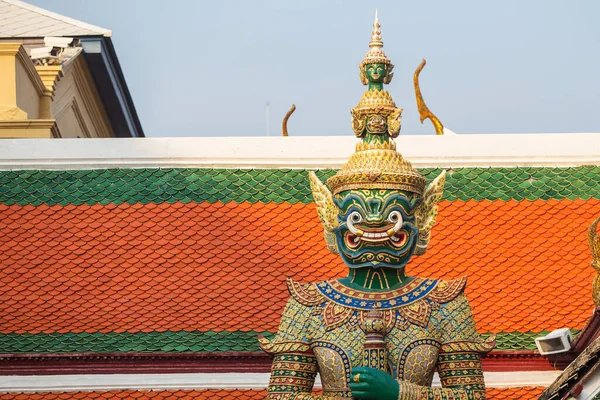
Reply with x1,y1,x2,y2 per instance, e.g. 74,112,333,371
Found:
1,0,112,37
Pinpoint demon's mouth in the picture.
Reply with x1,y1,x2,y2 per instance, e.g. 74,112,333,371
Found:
345,228,408,249
371,73,380,80
344,210,408,249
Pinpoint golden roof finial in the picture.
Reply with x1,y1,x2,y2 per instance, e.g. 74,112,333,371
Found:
414,59,445,135
589,216,600,307
281,104,295,137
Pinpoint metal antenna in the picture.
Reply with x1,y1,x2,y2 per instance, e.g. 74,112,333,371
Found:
266,101,270,137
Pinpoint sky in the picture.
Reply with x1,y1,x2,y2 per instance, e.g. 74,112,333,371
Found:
28,0,600,137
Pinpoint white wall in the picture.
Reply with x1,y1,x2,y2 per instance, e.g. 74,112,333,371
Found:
0,133,599,170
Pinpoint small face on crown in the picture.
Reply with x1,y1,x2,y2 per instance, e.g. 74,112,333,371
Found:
333,189,421,269
360,61,394,86
365,63,388,84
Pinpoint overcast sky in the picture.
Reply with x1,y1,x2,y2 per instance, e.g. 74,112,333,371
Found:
28,0,600,137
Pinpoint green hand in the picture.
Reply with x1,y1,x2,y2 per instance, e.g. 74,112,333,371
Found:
349,366,399,400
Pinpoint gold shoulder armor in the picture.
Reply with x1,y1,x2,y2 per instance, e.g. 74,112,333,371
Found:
440,335,496,355
258,334,312,355
287,278,324,306
428,276,468,304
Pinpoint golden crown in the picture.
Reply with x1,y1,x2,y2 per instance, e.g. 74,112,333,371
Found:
327,143,426,196
327,11,426,196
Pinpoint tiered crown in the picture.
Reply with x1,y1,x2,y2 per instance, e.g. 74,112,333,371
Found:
327,11,426,197
327,141,426,196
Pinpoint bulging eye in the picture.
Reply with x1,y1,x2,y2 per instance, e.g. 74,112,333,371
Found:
348,211,362,224
388,211,402,224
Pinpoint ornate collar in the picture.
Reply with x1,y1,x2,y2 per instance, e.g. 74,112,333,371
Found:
315,278,438,310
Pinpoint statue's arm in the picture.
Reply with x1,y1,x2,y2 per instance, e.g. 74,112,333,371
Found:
396,351,486,399
351,351,485,400
262,297,344,399
266,351,321,399
397,294,493,400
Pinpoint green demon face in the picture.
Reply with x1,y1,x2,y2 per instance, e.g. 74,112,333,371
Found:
365,63,387,83
333,189,421,269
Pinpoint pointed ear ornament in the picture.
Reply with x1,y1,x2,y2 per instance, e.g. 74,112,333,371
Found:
309,172,340,254
359,66,369,85
415,170,446,256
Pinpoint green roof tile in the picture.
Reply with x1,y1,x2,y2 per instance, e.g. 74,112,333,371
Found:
0,167,598,206
482,331,582,351
0,330,574,353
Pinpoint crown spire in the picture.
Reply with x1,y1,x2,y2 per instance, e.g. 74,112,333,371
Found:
369,9,383,50
360,10,392,72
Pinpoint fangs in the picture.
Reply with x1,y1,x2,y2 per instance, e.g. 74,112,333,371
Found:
390,232,407,247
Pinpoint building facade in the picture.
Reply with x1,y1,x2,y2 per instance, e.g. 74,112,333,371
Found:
0,0,143,138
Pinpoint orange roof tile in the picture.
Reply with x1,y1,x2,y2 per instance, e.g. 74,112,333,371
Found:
0,391,268,399
486,387,545,399
0,387,546,399
0,199,597,335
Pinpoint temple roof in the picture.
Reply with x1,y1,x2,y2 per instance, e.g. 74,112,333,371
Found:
0,164,598,353
0,135,598,400
0,0,111,38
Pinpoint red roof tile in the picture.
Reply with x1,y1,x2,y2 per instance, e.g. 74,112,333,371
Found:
0,200,597,335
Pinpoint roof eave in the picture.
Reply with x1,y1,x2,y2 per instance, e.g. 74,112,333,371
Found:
80,37,144,138
1,0,112,38
539,331,600,400
0,350,554,375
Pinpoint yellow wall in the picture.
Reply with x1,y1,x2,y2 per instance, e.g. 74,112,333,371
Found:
15,57,40,119
0,43,52,138
0,43,28,121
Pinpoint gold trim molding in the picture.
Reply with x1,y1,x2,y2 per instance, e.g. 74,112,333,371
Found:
0,119,56,138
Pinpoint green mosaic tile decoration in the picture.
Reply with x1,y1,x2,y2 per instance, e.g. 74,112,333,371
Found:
0,167,598,206
0,330,567,353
